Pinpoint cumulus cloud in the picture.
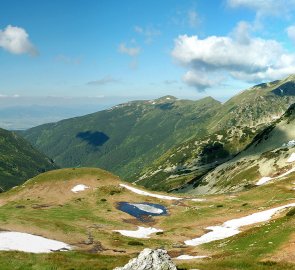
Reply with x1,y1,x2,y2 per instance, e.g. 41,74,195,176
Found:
118,43,140,56
227,0,295,17
172,23,295,90
0,25,37,55
87,76,120,86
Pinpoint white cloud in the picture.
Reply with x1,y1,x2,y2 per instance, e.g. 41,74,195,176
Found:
183,71,222,90
287,25,295,44
87,76,120,86
172,24,295,90
227,0,295,17
118,43,140,56
134,26,160,43
0,25,37,55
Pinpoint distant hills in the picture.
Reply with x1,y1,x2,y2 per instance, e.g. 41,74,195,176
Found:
0,128,56,190
21,75,295,191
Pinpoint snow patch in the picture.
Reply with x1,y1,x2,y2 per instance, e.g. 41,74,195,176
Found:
0,232,71,253
120,184,182,200
185,202,295,246
129,203,164,214
71,184,89,193
120,184,205,202
175,255,208,260
287,153,295,163
283,140,295,147
256,177,273,186
114,226,163,238
191,198,206,202
256,167,295,186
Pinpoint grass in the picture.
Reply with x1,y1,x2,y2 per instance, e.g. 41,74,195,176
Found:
0,251,131,270
0,168,295,269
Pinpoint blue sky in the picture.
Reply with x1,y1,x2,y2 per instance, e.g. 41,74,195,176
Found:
1,0,295,103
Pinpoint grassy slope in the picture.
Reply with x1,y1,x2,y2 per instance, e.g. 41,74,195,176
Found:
136,76,295,191
0,128,56,191
187,103,295,195
22,96,221,180
0,168,294,269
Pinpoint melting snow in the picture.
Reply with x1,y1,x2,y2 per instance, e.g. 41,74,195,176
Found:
120,184,204,201
256,177,273,186
282,140,295,147
191,198,206,202
256,167,295,186
185,202,295,246
71,184,89,193
175,255,208,260
287,153,295,163
113,226,163,238
0,232,71,253
129,203,164,214
120,184,182,200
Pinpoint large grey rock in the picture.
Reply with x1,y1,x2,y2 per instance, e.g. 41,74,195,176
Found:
114,248,177,270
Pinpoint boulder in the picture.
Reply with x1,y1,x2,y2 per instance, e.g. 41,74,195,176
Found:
114,248,177,270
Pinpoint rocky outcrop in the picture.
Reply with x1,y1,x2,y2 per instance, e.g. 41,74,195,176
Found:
114,248,177,270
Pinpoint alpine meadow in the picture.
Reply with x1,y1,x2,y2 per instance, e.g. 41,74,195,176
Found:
1,1,295,270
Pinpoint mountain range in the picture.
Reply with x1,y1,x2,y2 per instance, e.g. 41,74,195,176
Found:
21,74,295,192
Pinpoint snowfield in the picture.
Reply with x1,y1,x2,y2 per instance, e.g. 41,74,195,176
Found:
71,184,89,193
282,140,295,147
113,226,163,238
120,184,205,201
120,184,182,200
129,203,164,214
287,153,295,163
0,232,71,253
185,202,295,246
256,167,295,185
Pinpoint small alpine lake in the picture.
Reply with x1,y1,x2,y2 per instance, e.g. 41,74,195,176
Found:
117,202,168,222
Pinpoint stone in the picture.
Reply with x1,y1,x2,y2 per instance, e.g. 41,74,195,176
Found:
114,248,177,270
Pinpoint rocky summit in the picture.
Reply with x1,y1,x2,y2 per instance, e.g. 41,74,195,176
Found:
114,248,177,270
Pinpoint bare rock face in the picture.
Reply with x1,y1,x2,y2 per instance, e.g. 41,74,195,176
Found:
114,248,177,270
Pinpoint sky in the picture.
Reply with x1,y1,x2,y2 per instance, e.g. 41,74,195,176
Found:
2,0,295,103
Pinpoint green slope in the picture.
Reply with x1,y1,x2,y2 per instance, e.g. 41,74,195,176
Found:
0,128,56,190
183,103,295,194
136,75,295,191
22,96,221,180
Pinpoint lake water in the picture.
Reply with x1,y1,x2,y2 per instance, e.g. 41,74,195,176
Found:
117,202,168,222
